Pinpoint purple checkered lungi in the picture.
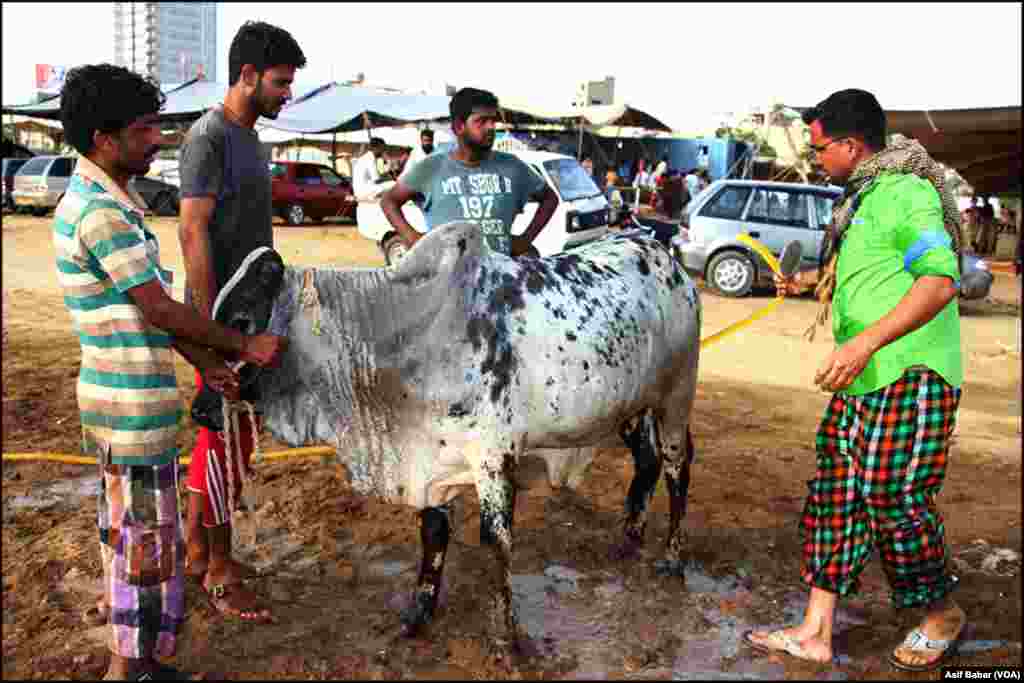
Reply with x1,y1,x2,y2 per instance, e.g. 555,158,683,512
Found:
96,457,185,658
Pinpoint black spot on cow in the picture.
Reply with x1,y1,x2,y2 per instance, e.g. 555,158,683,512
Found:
457,238,467,255
565,331,577,342
553,253,583,278
525,269,545,294
487,272,527,316
466,317,495,352
636,256,651,276
448,403,469,418
583,360,590,371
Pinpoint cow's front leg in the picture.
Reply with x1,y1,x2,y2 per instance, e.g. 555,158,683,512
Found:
399,504,452,637
656,425,694,577
474,440,531,653
612,409,663,560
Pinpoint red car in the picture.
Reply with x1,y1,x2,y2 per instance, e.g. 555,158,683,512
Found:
270,161,356,225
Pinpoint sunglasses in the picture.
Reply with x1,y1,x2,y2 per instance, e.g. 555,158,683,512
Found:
808,137,851,155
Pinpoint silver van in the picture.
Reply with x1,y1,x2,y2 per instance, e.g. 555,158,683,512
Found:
11,155,77,216
675,179,839,297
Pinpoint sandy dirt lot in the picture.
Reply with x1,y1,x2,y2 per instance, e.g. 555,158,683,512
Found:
3,213,1021,680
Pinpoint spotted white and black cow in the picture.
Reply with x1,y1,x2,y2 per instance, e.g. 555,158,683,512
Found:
216,221,702,649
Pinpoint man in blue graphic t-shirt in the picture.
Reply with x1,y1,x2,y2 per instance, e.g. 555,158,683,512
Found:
381,87,559,256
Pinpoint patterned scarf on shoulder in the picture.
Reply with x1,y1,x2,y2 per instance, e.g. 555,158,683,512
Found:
805,135,963,341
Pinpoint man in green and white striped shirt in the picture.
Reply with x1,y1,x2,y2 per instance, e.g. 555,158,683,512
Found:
54,63,287,681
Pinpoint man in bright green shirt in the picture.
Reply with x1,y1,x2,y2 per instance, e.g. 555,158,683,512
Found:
745,89,966,673
830,172,962,395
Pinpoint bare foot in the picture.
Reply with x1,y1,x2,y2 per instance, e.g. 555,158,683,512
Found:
745,626,832,663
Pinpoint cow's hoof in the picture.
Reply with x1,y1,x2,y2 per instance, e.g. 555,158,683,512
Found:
398,591,435,638
610,535,643,562
654,558,688,577
512,633,542,659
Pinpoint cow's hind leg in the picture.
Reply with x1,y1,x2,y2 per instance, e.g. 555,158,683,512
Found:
612,409,663,560
655,425,695,577
399,504,452,637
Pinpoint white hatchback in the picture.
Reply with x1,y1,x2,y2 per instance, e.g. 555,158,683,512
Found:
357,150,611,265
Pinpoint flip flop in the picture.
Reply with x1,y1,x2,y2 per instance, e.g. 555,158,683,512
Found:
742,630,833,664
202,582,273,623
887,626,964,672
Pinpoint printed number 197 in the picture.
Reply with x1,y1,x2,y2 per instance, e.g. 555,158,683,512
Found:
458,196,494,219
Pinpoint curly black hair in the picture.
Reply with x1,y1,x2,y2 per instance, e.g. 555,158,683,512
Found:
801,88,887,152
449,87,499,124
60,64,165,156
228,21,307,85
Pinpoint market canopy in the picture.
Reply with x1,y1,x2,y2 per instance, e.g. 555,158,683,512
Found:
2,93,62,119
791,104,1022,196
495,98,673,132
884,106,1021,196
261,82,454,133
1,77,214,122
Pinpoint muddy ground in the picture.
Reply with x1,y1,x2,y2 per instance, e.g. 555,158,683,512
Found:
3,213,1021,680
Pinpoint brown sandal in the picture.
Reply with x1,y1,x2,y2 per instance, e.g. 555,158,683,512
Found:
202,582,273,623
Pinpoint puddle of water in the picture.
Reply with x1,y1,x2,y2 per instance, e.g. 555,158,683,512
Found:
959,639,1022,655
367,560,415,578
6,475,100,510
510,570,605,659
683,564,742,595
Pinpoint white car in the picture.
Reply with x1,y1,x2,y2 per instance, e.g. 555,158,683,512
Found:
357,150,611,264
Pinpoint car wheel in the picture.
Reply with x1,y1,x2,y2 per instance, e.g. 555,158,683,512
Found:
707,250,755,297
33,207,50,217
286,204,305,226
383,234,409,266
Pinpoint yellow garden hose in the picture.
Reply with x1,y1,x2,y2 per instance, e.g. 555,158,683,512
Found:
4,235,791,467
2,446,337,467
699,233,787,350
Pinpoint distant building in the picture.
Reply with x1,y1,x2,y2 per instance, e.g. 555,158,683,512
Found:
575,77,615,107
113,2,216,86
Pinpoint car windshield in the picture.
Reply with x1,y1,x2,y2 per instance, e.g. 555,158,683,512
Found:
542,159,601,201
17,157,51,175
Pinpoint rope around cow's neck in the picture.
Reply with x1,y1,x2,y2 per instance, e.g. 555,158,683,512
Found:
221,398,260,541
301,269,322,336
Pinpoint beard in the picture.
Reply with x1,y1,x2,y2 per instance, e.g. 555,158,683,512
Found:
462,132,494,155
254,80,286,120
117,143,157,178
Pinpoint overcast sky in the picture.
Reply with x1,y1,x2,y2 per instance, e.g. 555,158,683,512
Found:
3,2,1020,130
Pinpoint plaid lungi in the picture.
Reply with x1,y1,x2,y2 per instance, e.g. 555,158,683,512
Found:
95,445,185,658
800,367,961,608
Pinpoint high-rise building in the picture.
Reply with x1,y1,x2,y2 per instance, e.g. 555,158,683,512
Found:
113,2,216,86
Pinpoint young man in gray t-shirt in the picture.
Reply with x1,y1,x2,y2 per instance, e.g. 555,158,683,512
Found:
381,87,559,256
177,20,306,625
